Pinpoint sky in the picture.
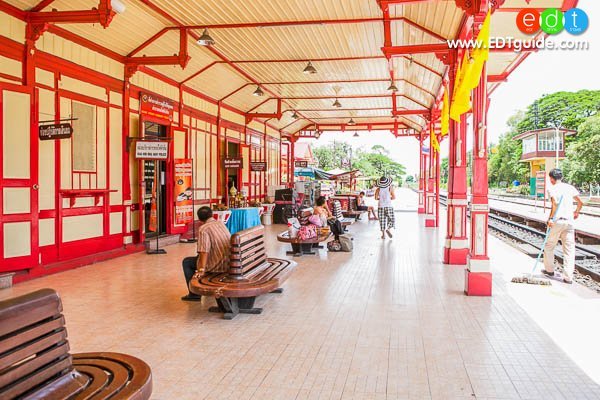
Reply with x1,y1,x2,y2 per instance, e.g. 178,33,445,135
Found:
301,0,599,176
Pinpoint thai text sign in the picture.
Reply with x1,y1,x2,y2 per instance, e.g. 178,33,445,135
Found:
295,160,308,168
250,161,267,172
135,141,169,160
39,123,73,140
536,171,546,196
223,157,243,169
174,159,194,226
140,92,174,122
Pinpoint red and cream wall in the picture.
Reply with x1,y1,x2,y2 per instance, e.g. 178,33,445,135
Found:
0,11,282,282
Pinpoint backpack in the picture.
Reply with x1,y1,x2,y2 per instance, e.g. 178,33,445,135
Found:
327,219,344,238
339,234,353,252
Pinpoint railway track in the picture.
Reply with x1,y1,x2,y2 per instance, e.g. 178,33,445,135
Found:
438,194,600,291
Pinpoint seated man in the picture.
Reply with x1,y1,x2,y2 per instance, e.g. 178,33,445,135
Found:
356,191,377,220
181,206,231,301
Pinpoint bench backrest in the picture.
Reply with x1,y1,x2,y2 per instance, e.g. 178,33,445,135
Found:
229,225,268,279
0,289,74,399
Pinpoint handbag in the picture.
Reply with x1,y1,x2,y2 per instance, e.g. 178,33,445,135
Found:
298,224,317,240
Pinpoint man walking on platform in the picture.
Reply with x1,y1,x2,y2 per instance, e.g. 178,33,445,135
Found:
541,169,583,284
181,206,231,301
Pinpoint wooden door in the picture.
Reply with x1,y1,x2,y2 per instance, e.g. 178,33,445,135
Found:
0,84,39,273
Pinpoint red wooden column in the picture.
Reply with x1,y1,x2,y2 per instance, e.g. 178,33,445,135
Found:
417,134,425,214
425,123,436,227
443,54,469,265
466,30,491,295
289,137,296,186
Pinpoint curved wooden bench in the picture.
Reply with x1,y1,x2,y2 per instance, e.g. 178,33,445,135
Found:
0,289,152,400
189,225,296,319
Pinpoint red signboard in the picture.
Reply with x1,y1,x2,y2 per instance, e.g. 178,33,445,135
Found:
140,92,175,122
295,160,308,168
174,159,194,226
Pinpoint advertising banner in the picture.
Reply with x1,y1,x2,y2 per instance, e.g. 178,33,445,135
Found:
140,92,174,122
174,159,194,226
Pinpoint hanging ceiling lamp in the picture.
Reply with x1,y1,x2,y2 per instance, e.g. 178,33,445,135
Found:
291,111,299,119
353,132,360,137
197,28,215,46
252,85,264,97
348,118,356,126
303,61,317,74
332,98,342,108
110,0,126,14
387,81,398,92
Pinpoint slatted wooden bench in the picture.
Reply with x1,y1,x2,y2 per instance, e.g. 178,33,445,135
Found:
0,288,152,400
189,225,296,320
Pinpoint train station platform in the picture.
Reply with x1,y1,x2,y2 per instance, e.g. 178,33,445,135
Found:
2,206,599,399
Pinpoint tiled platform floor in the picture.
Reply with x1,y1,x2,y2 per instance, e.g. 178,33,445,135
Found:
2,210,600,399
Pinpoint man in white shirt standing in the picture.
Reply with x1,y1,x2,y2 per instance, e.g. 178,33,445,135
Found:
542,169,584,284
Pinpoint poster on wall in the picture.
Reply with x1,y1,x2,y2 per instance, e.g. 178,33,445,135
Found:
140,92,175,122
174,159,194,226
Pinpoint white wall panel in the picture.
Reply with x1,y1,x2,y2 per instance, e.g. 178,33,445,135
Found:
3,222,31,258
62,214,103,243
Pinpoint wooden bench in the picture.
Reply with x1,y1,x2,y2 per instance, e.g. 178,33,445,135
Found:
0,289,152,400
189,225,296,320
277,230,332,256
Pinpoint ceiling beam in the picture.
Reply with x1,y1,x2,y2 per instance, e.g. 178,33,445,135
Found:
30,0,55,12
27,0,115,27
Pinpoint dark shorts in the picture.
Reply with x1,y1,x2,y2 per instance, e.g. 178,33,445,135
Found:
357,205,369,211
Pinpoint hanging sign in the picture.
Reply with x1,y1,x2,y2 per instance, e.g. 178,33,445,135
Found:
174,159,194,226
135,141,169,160
250,161,267,172
295,160,308,168
140,92,174,122
39,123,73,140
223,157,243,169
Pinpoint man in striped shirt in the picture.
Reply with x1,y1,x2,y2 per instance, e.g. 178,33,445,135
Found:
181,206,231,301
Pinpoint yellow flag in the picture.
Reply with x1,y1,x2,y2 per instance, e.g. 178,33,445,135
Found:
464,10,491,90
441,85,449,136
430,127,440,154
450,52,472,122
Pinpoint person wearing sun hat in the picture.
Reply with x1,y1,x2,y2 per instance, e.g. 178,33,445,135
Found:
375,176,395,239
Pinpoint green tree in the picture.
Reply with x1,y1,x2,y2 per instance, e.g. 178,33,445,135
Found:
562,115,600,187
488,111,529,187
440,157,449,184
517,90,600,133
313,141,353,170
